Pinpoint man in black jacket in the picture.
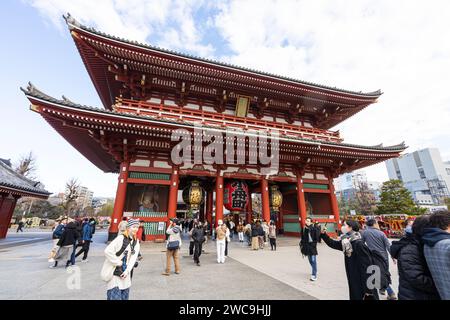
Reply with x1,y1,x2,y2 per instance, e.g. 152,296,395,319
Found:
51,220,79,268
300,218,320,281
192,222,206,266
390,216,440,300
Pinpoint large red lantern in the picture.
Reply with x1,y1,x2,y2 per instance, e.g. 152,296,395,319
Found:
224,180,249,213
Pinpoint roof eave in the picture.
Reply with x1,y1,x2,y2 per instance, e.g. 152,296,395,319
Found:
63,14,382,101
22,84,406,155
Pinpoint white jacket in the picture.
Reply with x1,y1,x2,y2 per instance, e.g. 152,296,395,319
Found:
166,225,183,248
101,234,140,290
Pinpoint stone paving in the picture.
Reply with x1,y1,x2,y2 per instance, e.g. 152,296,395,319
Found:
0,229,398,300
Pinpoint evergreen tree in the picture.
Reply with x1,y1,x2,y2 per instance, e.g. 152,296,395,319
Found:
354,180,376,215
376,180,426,215
444,197,450,211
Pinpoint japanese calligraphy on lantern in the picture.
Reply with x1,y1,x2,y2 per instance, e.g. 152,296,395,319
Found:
224,180,249,212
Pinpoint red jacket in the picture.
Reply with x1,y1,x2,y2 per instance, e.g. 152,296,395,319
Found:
137,226,145,241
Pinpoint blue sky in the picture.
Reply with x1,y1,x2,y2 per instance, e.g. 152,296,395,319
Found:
1,0,449,197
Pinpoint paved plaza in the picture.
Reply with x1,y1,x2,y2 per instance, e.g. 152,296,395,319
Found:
0,229,398,300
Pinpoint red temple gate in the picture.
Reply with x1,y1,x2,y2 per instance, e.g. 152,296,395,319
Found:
22,15,406,240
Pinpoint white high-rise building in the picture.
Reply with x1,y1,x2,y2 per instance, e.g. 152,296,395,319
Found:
385,148,450,205
335,171,370,191
65,185,94,210
335,170,381,203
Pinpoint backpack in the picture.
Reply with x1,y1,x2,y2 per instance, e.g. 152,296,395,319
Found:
53,224,65,238
114,236,139,275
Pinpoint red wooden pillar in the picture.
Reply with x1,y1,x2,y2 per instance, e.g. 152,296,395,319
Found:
205,190,213,225
261,178,270,223
215,172,224,227
109,161,129,241
277,206,283,231
296,171,307,229
246,192,253,224
0,194,18,239
167,167,179,222
328,176,341,229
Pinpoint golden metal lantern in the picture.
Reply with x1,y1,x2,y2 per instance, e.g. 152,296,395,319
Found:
269,185,283,212
182,180,204,210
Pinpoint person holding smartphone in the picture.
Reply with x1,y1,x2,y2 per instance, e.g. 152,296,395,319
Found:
320,220,379,300
163,218,182,275
299,218,321,281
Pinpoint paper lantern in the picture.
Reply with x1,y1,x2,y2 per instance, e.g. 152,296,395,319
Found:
269,185,283,212
182,180,204,210
224,180,249,213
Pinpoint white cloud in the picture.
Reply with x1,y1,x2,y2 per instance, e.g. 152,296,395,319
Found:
24,0,450,185
24,0,214,55
213,0,450,181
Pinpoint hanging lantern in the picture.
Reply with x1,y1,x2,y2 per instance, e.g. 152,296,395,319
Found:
269,185,283,212
182,180,204,210
224,180,249,213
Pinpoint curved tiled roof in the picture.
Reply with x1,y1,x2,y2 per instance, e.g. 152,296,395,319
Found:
21,83,406,153
64,13,382,99
0,157,51,197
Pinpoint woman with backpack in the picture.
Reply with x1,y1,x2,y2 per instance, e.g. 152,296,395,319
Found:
50,219,79,268
101,219,141,300
320,220,379,300
48,218,66,263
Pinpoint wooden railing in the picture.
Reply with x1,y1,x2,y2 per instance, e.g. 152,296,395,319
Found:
114,99,343,143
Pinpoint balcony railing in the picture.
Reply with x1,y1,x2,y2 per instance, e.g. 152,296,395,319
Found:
114,99,343,143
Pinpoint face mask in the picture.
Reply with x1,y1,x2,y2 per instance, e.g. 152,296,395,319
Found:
341,225,349,234
405,226,413,234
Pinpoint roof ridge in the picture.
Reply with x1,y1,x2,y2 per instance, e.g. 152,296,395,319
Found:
0,158,51,195
62,13,382,98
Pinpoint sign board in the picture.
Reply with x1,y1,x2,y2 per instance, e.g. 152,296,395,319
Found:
123,212,133,217
158,222,165,231
350,210,356,216
235,95,250,117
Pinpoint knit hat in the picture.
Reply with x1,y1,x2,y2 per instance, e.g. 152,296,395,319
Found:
118,221,128,234
127,218,140,229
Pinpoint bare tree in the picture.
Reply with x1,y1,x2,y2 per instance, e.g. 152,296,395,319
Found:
63,178,80,217
354,179,376,215
15,151,37,179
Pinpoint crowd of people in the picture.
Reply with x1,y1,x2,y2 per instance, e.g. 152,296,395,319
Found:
48,216,97,268
46,209,449,301
96,215,279,300
300,211,450,300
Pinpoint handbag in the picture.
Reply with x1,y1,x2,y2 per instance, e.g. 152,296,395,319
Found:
100,260,116,282
167,240,180,250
